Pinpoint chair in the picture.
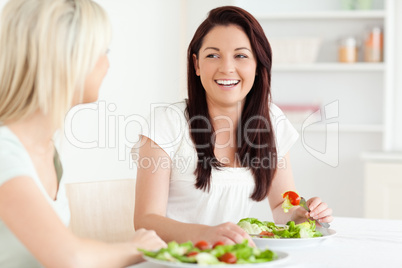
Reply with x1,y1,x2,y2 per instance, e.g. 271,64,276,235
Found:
65,179,136,243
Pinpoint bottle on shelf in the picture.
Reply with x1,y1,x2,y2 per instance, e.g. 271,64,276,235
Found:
364,26,383,62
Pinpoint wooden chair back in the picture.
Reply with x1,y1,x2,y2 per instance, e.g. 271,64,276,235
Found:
65,179,136,243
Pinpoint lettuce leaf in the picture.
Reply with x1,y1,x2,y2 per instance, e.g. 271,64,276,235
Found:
237,218,322,239
281,197,294,213
195,253,220,265
238,218,271,233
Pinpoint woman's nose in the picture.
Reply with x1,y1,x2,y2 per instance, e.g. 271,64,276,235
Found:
219,57,235,74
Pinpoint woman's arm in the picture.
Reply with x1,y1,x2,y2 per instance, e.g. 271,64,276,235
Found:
134,136,252,245
0,176,165,268
268,153,333,225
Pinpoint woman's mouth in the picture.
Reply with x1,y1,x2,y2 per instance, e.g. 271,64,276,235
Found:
215,79,240,88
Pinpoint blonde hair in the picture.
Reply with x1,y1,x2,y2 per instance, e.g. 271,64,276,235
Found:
0,0,111,128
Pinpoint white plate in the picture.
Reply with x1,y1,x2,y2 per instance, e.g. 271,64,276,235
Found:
252,227,336,250
143,251,289,268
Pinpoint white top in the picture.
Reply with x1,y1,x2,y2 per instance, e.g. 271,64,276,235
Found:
0,126,70,268
135,101,299,226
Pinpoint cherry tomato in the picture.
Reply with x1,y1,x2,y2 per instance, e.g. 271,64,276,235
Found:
212,241,225,248
259,231,274,237
186,251,198,257
219,252,237,264
282,191,301,206
194,240,210,250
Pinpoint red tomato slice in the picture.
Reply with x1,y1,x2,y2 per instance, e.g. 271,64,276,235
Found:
259,231,274,237
283,191,301,206
212,241,225,248
194,240,210,250
219,252,237,264
186,251,198,257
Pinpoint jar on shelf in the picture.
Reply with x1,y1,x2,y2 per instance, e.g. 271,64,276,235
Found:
338,37,359,63
364,26,383,62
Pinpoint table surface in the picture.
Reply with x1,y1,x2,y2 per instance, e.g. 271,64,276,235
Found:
129,217,402,268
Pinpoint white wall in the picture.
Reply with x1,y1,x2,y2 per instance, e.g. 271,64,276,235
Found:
185,0,234,43
392,0,402,150
61,0,187,182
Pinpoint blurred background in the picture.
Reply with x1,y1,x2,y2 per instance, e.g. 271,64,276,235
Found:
1,0,400,220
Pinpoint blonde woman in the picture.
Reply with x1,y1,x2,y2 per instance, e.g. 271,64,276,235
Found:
0,0,166,267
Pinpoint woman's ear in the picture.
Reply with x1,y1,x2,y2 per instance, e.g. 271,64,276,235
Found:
193,54,200,76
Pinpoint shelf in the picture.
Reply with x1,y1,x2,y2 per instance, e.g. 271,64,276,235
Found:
361,152,402,162
293,124,383,133
256,10,385,20
272,63,385,72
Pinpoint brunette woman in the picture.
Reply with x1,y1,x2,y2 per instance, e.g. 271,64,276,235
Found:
134,6,333,245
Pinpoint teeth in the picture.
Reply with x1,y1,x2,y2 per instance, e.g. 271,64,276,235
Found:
216,79,240,86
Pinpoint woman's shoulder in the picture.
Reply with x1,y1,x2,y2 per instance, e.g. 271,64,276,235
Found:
139,101,188,154
150,100,187,124
0,126,33,185
0,126,23,151
269,102,286,118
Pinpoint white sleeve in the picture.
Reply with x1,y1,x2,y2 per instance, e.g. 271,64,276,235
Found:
0,139,32,186
270,103,299,158
134,103,187,159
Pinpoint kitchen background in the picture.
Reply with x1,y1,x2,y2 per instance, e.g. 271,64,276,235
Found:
1,0,400,220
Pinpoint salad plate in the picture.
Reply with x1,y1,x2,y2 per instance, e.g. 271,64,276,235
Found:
143,251,289,268
252,227,336,250
238,218,336,250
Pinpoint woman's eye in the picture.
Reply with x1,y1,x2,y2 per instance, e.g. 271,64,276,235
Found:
206,54,219,58
236,54,248,59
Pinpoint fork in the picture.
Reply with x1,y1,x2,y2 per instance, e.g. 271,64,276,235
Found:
300,197,330,228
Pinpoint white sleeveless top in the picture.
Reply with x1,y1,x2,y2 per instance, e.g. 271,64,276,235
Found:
135,101,298,226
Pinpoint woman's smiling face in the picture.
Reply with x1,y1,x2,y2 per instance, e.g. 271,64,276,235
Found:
193,24,257,109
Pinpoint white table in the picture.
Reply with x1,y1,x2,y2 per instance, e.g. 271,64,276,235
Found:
130,217,402,268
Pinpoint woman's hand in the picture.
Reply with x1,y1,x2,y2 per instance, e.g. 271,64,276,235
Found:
292,197,333,226
132,228,167,251
198,222,255,247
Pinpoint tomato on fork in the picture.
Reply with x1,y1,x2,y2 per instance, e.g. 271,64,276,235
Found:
282,191,301,206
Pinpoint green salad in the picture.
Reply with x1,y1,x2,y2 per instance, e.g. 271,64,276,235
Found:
238,218,322,239
140,239,278,265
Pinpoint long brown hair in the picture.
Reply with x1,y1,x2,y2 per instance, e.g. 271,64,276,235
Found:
186,6,277,201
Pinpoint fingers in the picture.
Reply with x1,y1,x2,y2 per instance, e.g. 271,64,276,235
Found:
307,197,333,223
317,215,333,224
230,224,256,246
231,223,251,239
306,197,322,210
245,234,256,247
133,228,167,249
212,222,255,246
218,223,247,244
